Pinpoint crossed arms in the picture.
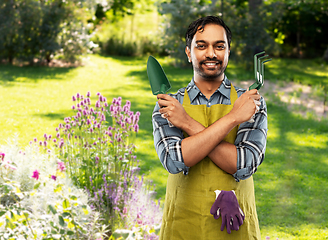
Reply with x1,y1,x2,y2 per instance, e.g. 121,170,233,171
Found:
152,87,267,181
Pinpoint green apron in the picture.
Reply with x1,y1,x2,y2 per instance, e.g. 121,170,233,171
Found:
159,85,261,240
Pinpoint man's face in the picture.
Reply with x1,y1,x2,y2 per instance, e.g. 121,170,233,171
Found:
185,24,230,82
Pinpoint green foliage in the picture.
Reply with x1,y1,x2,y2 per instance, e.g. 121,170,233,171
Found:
101,37,138,56
158,0,327,64
0,0,95,65
158,0,217,67
94,0,155,22
265,0,328,58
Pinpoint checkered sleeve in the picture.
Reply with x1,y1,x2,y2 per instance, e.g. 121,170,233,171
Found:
233,96,268,181
152,102,189,174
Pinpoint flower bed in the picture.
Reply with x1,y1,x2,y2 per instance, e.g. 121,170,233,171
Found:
0,92,162,239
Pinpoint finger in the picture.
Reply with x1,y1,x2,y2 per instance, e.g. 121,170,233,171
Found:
161,113,169,119
231,216,239,231
236,214,244,226
210,204,218,215
254,99,261,105
158,99,169,108
221,215,227,232
226,216,232,234
157,93,168,100
247,89,259,95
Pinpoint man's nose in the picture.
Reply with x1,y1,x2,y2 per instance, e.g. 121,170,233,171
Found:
205,46,217,58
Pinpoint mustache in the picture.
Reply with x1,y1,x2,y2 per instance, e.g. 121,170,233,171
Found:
200,58,222,65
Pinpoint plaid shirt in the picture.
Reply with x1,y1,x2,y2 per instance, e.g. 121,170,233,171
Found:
152,76,268,181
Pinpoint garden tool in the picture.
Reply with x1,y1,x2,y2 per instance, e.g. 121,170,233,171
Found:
147,55,171,95
249,51,272,90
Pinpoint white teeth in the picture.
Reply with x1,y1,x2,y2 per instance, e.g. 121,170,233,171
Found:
205,63,216,66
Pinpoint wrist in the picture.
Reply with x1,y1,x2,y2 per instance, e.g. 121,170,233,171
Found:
223,111,240,129
182,115,205,136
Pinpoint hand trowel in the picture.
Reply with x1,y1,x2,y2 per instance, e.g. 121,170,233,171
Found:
147,56,171,95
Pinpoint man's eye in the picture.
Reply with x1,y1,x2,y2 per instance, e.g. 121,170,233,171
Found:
216,45,225,50
196,45,206,49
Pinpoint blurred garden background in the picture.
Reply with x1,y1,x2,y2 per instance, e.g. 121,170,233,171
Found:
0,0,328,239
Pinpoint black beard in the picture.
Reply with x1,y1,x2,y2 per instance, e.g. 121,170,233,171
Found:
194,58,226,80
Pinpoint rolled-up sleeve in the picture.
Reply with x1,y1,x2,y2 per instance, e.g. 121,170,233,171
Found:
152,103,190,174
233,97,268,181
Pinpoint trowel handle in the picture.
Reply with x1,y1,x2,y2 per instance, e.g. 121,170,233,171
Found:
160,84,167,94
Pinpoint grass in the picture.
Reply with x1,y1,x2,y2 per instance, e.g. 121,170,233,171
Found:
1,54,328,239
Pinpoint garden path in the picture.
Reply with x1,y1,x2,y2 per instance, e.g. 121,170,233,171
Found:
238,80,328,119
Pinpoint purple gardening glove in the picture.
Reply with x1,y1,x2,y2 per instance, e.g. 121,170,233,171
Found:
210,190,245,234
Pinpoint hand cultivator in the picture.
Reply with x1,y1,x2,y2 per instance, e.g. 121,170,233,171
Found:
249,51,272,90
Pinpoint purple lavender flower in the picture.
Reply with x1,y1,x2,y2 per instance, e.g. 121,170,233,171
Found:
134,124,139,133
87,91,91,97
72,95,76,101
59,141,64,148
76,93,80,99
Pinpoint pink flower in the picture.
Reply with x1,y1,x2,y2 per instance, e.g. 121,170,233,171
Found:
123,207,127,214
32,170,40,180
0,152,5,161
51,175,57,181
57,161,66,172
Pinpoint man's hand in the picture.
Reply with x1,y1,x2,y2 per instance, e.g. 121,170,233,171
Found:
210,190,245,234
227,89,261,125
157,94,194,130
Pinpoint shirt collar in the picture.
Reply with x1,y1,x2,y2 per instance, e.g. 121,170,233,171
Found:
186,76,232,102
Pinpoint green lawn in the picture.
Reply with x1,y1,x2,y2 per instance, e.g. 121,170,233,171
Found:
1,55,328,239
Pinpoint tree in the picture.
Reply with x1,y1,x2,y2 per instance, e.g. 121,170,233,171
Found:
264,0,328,58
0,0,96,65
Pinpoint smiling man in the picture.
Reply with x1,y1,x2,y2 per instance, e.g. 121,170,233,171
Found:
152,16,267,239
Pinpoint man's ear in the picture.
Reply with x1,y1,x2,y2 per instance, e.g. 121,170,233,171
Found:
185,46,191,62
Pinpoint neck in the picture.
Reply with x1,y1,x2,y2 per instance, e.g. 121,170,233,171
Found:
194,75,224,99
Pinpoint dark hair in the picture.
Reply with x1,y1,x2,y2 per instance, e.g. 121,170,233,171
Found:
185,16,232,50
